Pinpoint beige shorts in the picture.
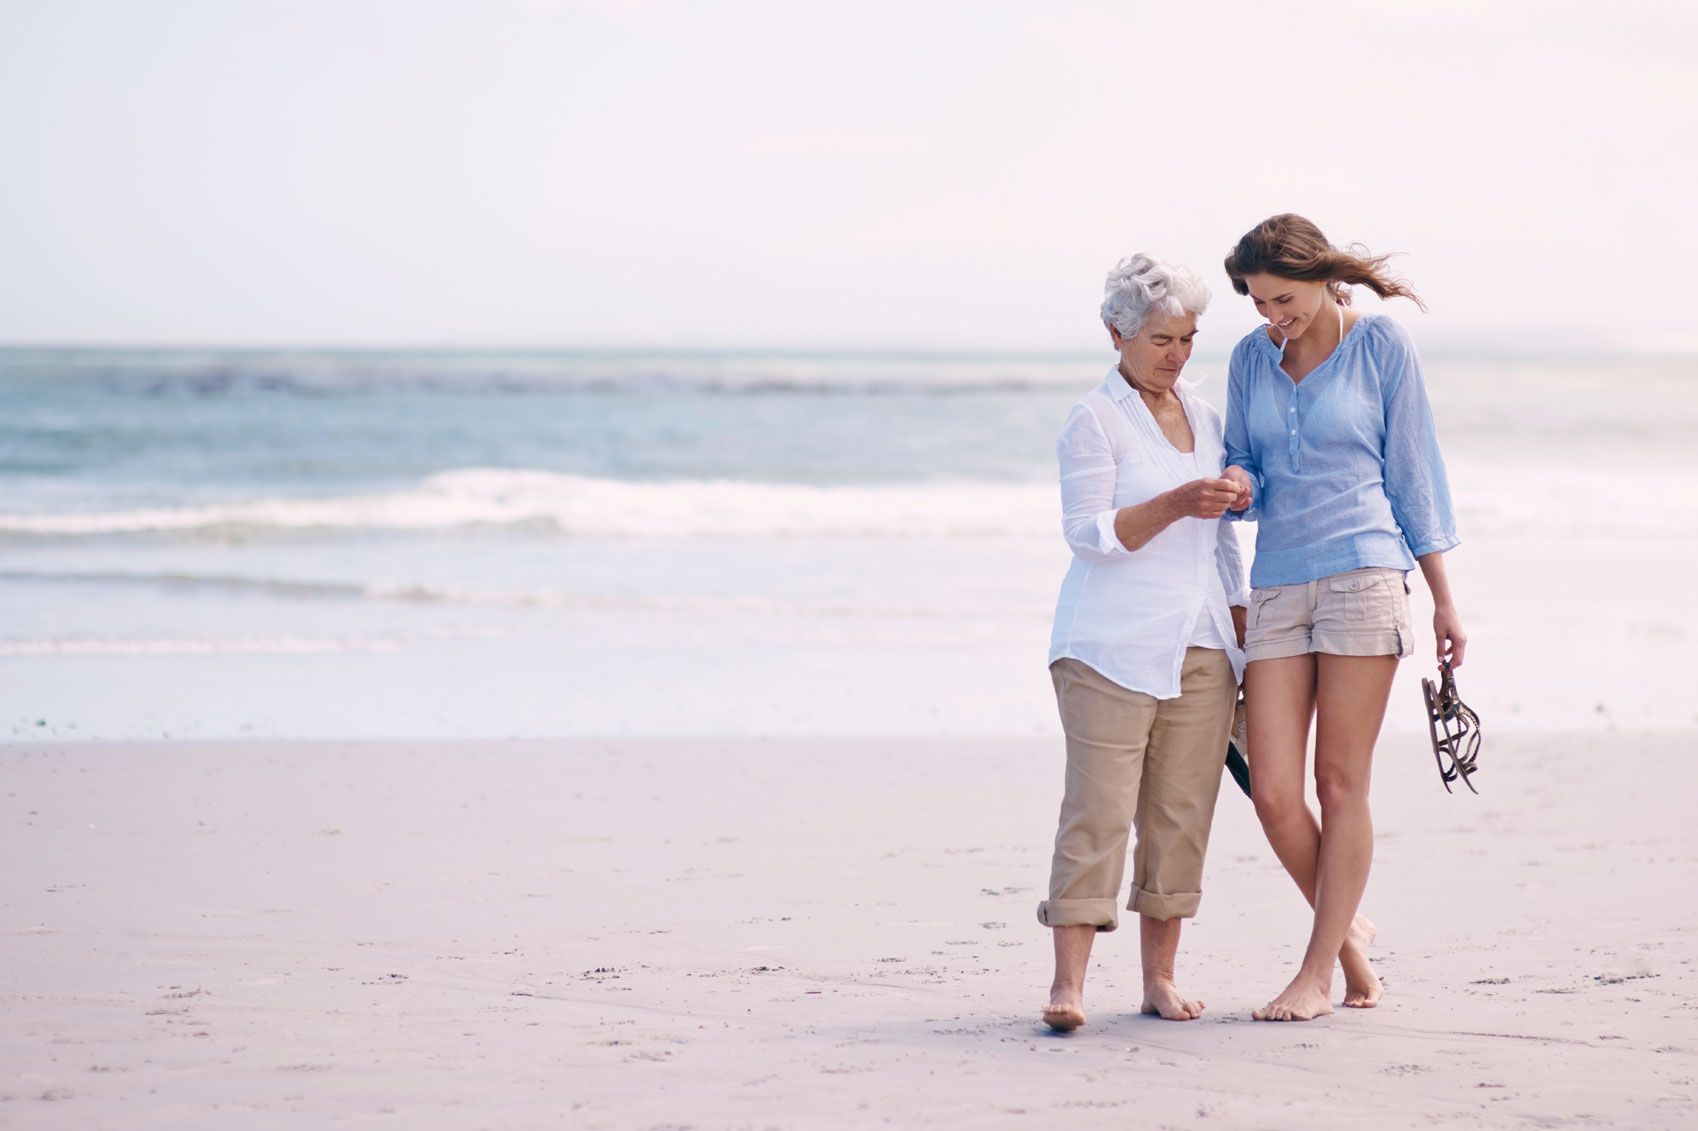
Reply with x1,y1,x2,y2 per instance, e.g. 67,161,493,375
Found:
1037,649,1236,930
1243,566,1414,663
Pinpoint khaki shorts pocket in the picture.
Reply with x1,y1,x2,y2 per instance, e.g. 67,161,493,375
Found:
1249,588,1281,630
1326,572,1379,620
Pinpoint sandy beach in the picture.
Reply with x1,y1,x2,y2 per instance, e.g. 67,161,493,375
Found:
7,3,1697,1128
4,729,1695,1129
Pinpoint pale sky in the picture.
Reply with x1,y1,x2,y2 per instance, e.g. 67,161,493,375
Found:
2,0,1694,352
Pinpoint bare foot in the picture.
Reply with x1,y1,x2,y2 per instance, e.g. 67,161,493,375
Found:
1252,975,1333,1022
1043,988,1085,1032
1340,914,1383,1009
1141,977,1204,1021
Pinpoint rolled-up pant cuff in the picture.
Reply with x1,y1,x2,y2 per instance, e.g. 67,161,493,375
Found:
1036,897,1120,932
1312,626,1413,659
1244,634,1312,662
1130,887,1201,920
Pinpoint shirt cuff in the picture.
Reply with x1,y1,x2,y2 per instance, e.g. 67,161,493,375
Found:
1224,469,1261,523
1093,510,1129,556
1408,533,1461,557
1227,587,1251,608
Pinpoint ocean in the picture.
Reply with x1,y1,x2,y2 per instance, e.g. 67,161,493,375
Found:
2,346,1693,741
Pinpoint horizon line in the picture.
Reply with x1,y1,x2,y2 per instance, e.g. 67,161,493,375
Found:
3,338,1694,363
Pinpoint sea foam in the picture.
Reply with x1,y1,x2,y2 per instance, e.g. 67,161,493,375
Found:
0,468,1058,541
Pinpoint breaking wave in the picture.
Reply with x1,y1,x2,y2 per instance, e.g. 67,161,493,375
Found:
0,469,1058,541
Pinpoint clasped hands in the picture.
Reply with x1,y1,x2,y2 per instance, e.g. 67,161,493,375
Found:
1172,465,1255,519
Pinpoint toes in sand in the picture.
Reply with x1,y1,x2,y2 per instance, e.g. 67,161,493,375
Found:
1252,977,1333,1022
1141,978,1204,1021
1042,996,1086,1032
1341,914,1384,1009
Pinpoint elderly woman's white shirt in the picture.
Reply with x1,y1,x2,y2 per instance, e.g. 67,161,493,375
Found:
1049,369,1250,699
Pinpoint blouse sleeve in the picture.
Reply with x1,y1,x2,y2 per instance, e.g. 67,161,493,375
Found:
1223,338,1261,524
1056,404,1131,562
1213,518,1250,607
1377,320,1460,558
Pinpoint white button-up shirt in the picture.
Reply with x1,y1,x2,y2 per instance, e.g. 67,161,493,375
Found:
1048,369,1250,699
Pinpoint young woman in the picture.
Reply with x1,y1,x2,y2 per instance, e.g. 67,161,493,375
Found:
1220,214,1464,1022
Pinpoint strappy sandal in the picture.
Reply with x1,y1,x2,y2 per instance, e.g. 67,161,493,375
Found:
1421,659,1481,793
1225,694,1252,799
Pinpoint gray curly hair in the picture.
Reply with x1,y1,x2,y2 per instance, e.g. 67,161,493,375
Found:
1100,253,1211,338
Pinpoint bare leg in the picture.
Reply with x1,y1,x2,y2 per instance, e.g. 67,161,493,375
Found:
1045,924,1094,1030
1139,916,1203,1020
1255,654,1397,1021
1245,654,1381,1012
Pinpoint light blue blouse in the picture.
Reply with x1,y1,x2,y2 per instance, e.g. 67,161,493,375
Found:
1224,313,1459,589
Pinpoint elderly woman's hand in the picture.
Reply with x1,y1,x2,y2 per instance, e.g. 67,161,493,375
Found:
1221,466,1255,511
1168,478,1242,520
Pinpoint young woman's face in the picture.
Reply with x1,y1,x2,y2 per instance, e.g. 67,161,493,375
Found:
1242,274,1332,341
1110,310,1198,394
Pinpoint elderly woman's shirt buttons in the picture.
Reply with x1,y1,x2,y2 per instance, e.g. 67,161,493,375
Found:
1050,368,1249,698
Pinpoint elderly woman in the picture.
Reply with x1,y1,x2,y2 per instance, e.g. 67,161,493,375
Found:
1039,254,1251,1031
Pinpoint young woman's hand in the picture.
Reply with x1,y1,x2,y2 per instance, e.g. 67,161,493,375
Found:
1434,603,1467,668
1221,465,1255,511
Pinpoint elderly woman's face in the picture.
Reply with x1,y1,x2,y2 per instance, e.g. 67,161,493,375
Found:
1110,310,1198,394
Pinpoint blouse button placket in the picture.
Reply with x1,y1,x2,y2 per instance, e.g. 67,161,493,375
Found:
1287,388,1301,471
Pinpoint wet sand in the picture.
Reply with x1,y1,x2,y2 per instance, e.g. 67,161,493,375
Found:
3,731,1695,1128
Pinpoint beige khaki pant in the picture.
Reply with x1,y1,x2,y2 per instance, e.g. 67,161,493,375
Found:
1037,648,1236,930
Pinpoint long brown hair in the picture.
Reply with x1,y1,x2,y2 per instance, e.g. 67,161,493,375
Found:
1223,213,1425,311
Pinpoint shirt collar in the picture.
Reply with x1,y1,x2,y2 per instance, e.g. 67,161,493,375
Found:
1102,367,1197,404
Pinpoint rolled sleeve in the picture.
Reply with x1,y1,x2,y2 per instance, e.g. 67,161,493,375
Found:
1091,509,1130,558
1379,324,1460,558
1057,405,1129,561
